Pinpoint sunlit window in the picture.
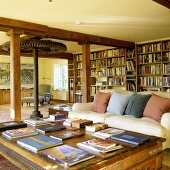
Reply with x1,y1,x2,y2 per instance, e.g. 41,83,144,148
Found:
54,63,68,90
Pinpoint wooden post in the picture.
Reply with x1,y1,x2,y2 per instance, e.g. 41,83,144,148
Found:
82,44,90,103
8,29,22,121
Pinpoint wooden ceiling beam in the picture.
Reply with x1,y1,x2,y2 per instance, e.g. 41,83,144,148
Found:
152,0,170,9
0,17,135,49
0,49,73,59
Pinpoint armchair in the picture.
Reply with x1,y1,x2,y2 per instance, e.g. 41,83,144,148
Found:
21,84,52,106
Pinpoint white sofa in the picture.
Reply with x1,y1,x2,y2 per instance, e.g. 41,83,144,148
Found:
69,89,170,149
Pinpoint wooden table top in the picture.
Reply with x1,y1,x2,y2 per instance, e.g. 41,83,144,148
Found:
0,128,165,170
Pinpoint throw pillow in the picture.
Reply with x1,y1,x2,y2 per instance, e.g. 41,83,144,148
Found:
143,93,170,122
124,93,151,118
92,91,111,113
106,90,132,115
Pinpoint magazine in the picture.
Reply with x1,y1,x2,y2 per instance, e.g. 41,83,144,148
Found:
36,124,66,134
77,138,123,153
93,128,125,139
17,135,63,153
2,127,38,140
50,130,84,141
40,144,95,166
111,132,150,145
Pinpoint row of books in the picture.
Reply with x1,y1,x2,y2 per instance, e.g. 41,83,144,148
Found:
139,64,161,75
138,43,161,53
139,76,162,86
107,67,125,76
107,57,125,66
108,77,125,86
138,53,161,64
126,60,135,71
163,64,170,74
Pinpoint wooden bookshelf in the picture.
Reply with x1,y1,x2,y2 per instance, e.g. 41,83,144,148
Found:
137,39,170,92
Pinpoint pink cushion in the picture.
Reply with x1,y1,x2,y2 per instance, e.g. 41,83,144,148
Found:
92,91,111,113
143,94,170,121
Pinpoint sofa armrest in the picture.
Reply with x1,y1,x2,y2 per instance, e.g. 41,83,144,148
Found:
161,112,170,130
72,102,94,112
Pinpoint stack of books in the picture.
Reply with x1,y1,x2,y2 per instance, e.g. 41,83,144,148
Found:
17,135,63,153
77,138,123,153
2,127,38,140
93,128,125,139
63,118,81,127
36,124,66,134
49,113,66,122
40,145,95,166
24,118,52,126
0,121,27,132
111,132,150,145
85,123,108,132
50,130,84,141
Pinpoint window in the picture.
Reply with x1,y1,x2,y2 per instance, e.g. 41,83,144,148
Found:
54,63,68,90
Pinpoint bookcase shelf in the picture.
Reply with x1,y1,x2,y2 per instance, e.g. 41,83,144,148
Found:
137,39,170,92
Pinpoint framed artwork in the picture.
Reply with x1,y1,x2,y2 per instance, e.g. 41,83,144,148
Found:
0,63,33,85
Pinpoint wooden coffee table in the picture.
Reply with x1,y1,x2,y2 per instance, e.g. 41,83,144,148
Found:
0,128,165,170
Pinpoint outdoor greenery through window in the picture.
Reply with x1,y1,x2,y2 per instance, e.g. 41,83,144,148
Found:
54,63,68,90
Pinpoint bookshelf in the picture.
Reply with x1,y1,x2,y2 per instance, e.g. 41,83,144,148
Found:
74,54,83,103
68,59,75,103
137,39,170,92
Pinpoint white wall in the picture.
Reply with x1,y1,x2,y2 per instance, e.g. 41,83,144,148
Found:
0,55,68,100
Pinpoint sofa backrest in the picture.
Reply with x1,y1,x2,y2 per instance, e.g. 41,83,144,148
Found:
100,89,170,99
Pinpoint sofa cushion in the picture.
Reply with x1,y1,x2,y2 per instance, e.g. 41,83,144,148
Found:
107,90,132,115
143,93,170,122
124,93,151,118
92,91,111,113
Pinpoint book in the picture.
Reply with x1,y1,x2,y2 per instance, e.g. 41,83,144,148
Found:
2,127,38,140
77,138,123,153
17,135,63,153
93,128,125,139
72,119,93,129
49,113,66,121
85,123,108,132
111,132,150,145
0,121,27,132
24,118,52,126
36,124,66,134
63,118,81,127
50,130,84,141
40,145,95,166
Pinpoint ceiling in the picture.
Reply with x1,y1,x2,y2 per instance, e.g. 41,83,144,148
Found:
0,0,170,54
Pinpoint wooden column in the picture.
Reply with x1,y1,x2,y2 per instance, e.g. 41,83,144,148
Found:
8,29,21,120
82,44,90,102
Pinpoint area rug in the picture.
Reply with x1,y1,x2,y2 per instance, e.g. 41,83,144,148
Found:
0,154,20,170
0,104,51,122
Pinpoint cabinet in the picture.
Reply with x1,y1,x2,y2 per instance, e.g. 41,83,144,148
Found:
137,40,170,92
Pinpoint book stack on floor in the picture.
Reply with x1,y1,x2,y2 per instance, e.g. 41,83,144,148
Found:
93,128,125,139
2,127,38,140
17,135,63,153
85,123,108,132
36,124,66,134
77,138,123,153
40,145,95,166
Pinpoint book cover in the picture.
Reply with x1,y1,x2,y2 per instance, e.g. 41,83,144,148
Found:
85,123,108,132
0,121,27,132
49,113,66,121
17,135,63,153
111,132,150,145
50,130,84,141
24,118,52,126
93,128,125,139
77,138,123,153
40,145,95,166
2,127,38,140
36,125,66,134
